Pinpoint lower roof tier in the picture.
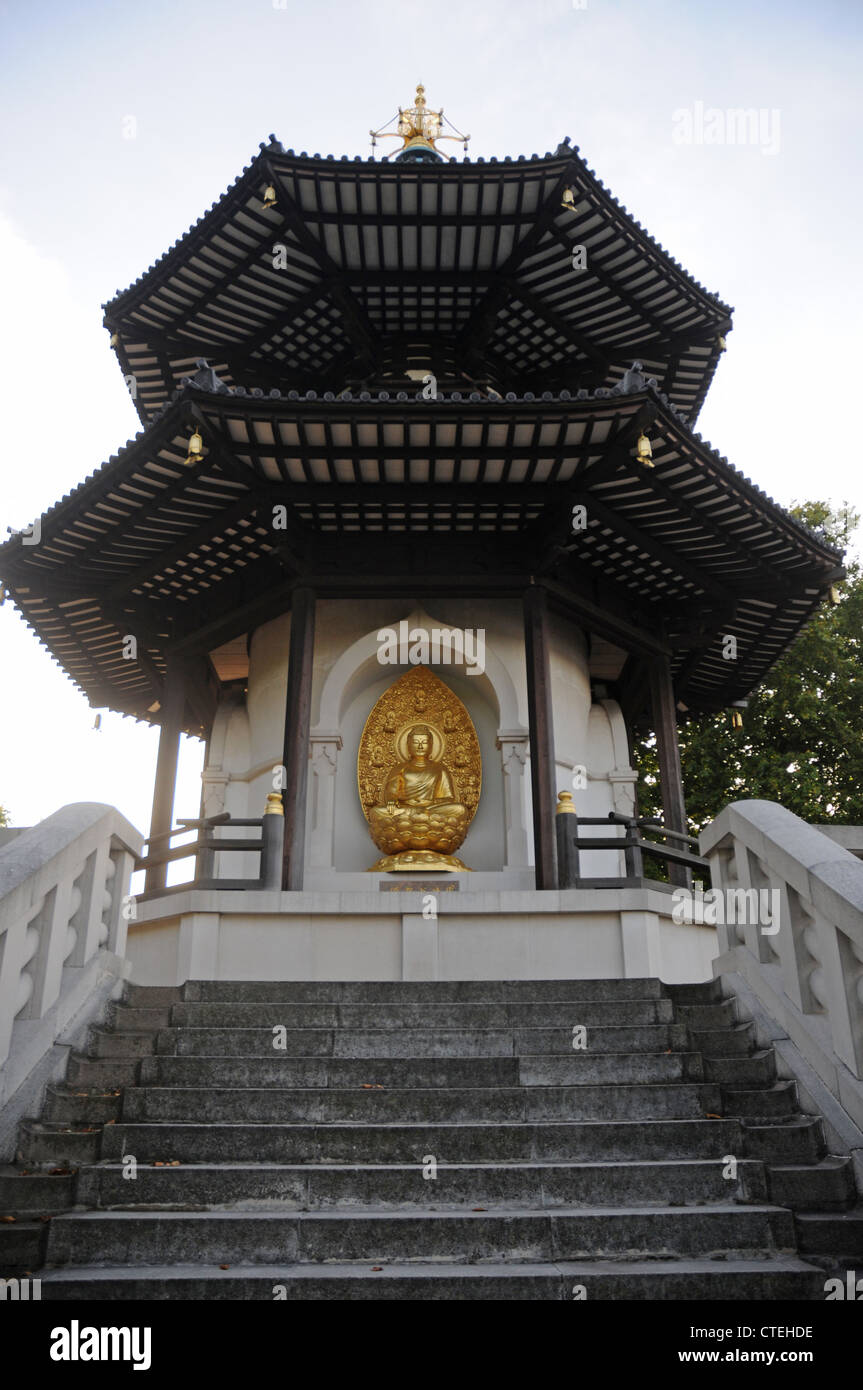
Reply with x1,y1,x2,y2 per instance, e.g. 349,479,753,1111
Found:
0,377,842,730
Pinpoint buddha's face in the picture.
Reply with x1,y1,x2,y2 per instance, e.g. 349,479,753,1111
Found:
408,728,430,759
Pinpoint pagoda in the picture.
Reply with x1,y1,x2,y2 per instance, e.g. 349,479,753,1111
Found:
0,85,844,983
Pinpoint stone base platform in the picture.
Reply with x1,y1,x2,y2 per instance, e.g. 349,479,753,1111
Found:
127,887,718,986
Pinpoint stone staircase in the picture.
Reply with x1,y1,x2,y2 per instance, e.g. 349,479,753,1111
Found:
2,978,861,1300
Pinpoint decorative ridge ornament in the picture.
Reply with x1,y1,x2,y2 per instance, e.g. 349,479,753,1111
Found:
370,84,470,163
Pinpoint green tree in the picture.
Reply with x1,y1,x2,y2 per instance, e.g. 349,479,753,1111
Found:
633,501,863,834
0,805,9,827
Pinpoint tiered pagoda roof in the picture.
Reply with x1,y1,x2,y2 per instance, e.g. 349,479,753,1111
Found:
103,139,732,423
0,120,843,738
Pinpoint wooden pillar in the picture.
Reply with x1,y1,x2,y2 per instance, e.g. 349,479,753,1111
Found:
524,585,557,889
146,657,185,893
281,586,316,890
648,655,689,888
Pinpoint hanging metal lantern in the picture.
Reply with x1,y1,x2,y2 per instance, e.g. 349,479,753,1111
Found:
635,431,654,467
184,428,204,465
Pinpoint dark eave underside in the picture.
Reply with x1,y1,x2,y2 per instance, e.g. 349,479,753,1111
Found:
103,144,732,426
0,386,841,729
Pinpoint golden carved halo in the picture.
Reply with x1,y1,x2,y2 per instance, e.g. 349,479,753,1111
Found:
357,666,482,834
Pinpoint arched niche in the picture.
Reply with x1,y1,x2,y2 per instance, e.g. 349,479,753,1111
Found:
315,605,525,734
309,607,530,873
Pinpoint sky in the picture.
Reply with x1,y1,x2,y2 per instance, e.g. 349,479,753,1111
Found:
0,0,861,836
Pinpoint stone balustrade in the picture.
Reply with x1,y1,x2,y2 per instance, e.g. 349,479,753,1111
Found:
701,799,863,1150
0,803,142,1160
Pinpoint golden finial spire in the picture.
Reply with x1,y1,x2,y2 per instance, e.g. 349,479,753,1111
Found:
370,84,470,162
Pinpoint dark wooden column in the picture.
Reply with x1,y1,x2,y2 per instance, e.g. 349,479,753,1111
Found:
648,655,689,888
146,656,186,892
281,586,316,890
524,585,557,890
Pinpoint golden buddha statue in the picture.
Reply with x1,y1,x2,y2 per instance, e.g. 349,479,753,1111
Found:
369,724,469,857
358,667,481,872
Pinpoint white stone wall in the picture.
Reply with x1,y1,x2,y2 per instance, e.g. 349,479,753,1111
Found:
127,887,719,986
198,597,637,885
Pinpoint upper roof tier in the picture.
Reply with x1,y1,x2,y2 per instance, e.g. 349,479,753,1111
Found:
104,139,733,425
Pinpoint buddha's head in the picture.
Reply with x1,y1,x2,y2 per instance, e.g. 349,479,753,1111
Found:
407,725,432,761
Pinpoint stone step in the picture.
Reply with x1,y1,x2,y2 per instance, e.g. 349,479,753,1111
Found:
183,979,669,1004
704,1052,775,1085
720,1083,798,1118
119,1082,724,1125
665,981,725,1005
107,1004,175,1032
16,1123,103,1167
100,1118,750,1164
794,1207,863,1257
44,1205,799,1265
136,1052,706,1090
138,1054,521,1089
0,1220,47,1272
742,1119,824,1164
688,1023,756,1056
65,1055,142,1090
74,1158,769,1210
156,1023,691,1058
169,999,676,1029
0,1167,75,1213
124,985,183,1008
8,973,855,1298
37,1256,827,1300
87,1030,159,1059
675,1000,738,1029
43,1087,122,1125
768,1158,857,1212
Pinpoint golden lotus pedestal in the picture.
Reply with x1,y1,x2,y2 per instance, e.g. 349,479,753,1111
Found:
370,850,471,873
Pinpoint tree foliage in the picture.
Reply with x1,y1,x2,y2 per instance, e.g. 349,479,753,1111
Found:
633,501,863,834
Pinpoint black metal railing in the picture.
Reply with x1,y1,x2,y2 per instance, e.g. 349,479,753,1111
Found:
136,800,285,900
555,799,709,890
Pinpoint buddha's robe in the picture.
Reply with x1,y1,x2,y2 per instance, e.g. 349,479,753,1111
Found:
369,758,467,852
383,761,456,807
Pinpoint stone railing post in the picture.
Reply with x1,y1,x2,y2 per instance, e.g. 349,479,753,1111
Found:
0,804,143,1073
701,800,863,1098
106,847,137,958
